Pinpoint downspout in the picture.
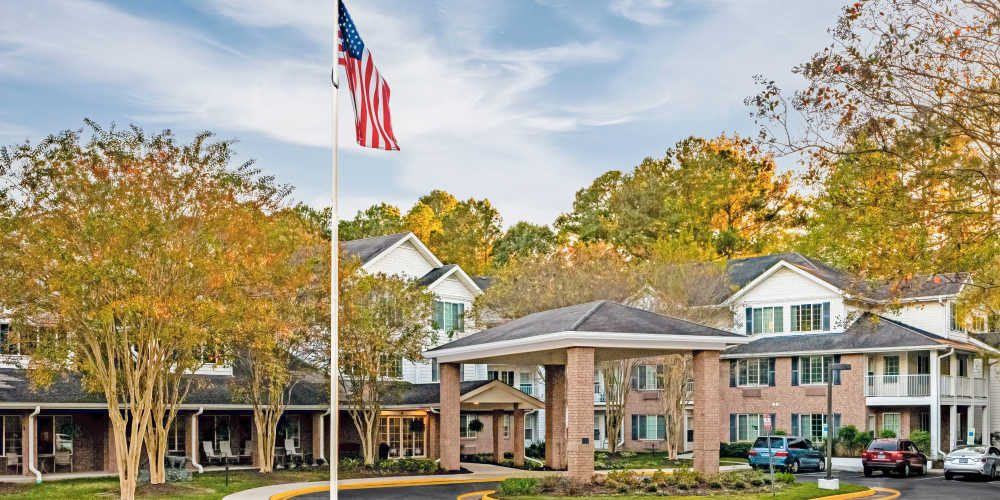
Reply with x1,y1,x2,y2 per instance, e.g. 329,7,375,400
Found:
28,406,41,483
318,407,331,463
191,407,204,473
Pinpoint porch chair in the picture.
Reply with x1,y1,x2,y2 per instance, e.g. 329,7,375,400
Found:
284,438,304,467
218,441,238,465
201,441,224,466
4,453,19,475
54,451,73,473
240,441,254,465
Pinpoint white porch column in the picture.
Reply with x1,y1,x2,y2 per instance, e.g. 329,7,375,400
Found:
967,405,976,445
982,405,990,446
949,404,958,452
950,355,958,395
930,350,941,459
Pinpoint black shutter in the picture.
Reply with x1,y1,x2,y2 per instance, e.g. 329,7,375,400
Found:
791,413,799,436
729,360,737,387
730,414,737,442
657,416,666,440
834,355,842,385
791,357,799,386
834,414,842,434
768,358,776,387
631,414,639,441
822,302,831,330
745,308,752,334
770,413,777,434
631,367,639,390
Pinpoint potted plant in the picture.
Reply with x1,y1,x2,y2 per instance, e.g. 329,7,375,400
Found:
468,419,484,434
409,419,425,434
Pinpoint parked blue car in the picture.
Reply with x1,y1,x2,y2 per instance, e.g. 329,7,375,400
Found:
748,436,825,473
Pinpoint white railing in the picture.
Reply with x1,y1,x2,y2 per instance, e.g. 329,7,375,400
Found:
594,392,606,404
940,375,954,396
938,375,985,398
864,374,930,397
956,376,973,397
974,377,987,398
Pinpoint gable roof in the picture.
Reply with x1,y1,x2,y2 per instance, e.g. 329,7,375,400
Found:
724,252,968,303
341,379,543,409
342,232,411,265
722,313,975,357
427,300,741,353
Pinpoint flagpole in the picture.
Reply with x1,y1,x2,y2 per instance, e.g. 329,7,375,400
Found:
330,2,340,498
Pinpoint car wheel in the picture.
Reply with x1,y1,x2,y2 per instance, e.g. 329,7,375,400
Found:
902,463,910,477
790,460,800,474
945,471,954,480
864,468,873,478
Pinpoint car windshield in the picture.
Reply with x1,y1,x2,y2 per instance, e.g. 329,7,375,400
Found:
752,437,784,448
867,440,898,451
951,447,985,456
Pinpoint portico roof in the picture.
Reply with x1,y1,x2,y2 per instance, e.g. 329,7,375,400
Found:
425,300,747,365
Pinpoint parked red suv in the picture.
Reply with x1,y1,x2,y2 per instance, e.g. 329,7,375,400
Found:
862,438,928,477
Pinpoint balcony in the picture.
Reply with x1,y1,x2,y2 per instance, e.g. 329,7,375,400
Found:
940,375,988,399
865,374,930,397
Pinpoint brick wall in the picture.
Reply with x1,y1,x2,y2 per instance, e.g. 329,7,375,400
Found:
717,354,867,442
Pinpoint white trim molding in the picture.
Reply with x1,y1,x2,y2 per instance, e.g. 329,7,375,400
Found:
361,232,443,272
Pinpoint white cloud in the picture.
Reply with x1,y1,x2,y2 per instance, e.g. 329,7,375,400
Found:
610,0,673,26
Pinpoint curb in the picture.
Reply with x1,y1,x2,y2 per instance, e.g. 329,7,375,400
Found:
457,490,497,500
270,485,330,500
339,477,508,490
811,487,876,500
482,491,498,500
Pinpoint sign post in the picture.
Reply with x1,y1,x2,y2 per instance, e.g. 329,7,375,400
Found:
820,363,852,490
764,414,775,497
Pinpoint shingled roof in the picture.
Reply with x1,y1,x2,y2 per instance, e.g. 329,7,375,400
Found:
725,252,967,302
428,300,740,352
722,313,971,357
342,232,410,265
416,264,458,287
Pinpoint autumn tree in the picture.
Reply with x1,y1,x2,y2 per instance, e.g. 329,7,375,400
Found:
599,359,636,455
658,354,692,460
555,136,801,259
339,269,434,465
748,0,1000,303
339,202,404,241
0,123,283,499
491,222,558,268
228,207,329,473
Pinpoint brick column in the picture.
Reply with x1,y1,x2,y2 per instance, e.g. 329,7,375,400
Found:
492,410,503,463
513,407,525,467
440,362,461,472
427,413,440,459
544,364,567,470
566,347,595,482
692,350,720,475
312,413,325,464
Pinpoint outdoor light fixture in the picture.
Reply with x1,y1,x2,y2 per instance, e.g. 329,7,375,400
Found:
821,362,851,490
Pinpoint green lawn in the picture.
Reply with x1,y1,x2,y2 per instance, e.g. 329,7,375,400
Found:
595,452,747,470
0,469,329,500
502,481,867,500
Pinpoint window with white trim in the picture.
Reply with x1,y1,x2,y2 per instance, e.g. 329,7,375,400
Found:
801,414,827,441
460,414,479,439
433,301,465,333
2,415,21,456
745,306,784,334
381,356,403,379
737,358,769,387
632,364,663,391
503,414,510,439
633,414,665,441
882,413,901,436
519,372,533,395
167,417,185,453
800,355,831,385
736,414,764,442
790,302,830,332
488,369,514,385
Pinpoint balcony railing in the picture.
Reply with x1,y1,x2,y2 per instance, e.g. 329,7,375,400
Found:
864,374,930,397
594,392,606,404
938,375,987,398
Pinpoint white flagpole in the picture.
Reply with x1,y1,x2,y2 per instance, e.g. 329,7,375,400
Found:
330,2,340,498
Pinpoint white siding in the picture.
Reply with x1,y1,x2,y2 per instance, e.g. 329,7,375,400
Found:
431,274,477,302
732,268,846,334
365,240,436,279
885,301,950,335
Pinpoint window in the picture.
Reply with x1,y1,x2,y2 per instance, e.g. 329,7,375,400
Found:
745,307,784,334
2,415,21,456
736,414,764,442
524,413,537,442
0,323,22,355
488,370,514,385
737,358,769,387
381,356,403,379
431,359,439,382
35,415,73,455
800,355,831,385
867,415,876,432
883,355,899,383
882,413,901,436
460,414,480,439
433,301,465,333
801,414,827,441
519,372,533,396
790,302,830,332
279,415,300,450
167,417,186,453
503,414,510,439
950,302,964,332
212,415,231,451
632,364,664,391
632,414,666,441
379,416,426,458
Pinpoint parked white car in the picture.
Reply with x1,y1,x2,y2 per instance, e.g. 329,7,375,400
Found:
944,446,1000,480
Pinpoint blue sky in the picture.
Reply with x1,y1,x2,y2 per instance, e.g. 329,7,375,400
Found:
0,0,843,227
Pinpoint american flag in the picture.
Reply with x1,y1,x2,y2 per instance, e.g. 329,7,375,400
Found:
338,0,399,151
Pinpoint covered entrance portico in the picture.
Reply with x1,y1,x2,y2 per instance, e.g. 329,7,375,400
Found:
426,300,747,481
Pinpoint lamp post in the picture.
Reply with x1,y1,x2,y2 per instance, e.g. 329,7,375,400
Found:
821,362,851,490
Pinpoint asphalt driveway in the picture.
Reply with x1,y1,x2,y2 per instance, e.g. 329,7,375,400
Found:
796,470,1000,499
336,481,501,500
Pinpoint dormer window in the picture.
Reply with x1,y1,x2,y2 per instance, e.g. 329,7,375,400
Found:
790,302,830,332
432,301,465,333
745,307,783,334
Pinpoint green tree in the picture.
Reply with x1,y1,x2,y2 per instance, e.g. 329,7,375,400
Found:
424,197,503,276
491,222,558,268
0,122,285,499
556,135,801,259
339,203,404,241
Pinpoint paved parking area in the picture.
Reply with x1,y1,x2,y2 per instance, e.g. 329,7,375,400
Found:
796,470,1000,499
337,481,500,500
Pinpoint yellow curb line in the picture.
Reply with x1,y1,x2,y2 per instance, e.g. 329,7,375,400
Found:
338,477,510,490
269,485,330,500
872,487,901,500
810,487,877,500
482,491,499,500
457,490,497,500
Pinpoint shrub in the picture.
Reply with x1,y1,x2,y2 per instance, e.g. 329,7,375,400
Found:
526,441,545,459
709,480,722,489
670,469,704,490
498,478,537,496
854,430,875,452
720,441,753,458
338,458,363,473
733,480,746,489
538,475,561,493
468,419,484,433
650,470,669,486
776,472,796,484
619,450,637,458
773,429,787,435
837,425,860,456
750,478,764,486
879,429,897,438
646,484,658,493
911,430,931,454
606,469,641,490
